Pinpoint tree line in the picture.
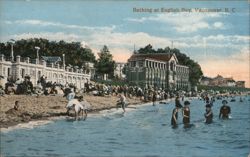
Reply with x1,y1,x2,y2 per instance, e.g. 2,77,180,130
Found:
0,39,203,85
0,38,116,79
0,38,96,67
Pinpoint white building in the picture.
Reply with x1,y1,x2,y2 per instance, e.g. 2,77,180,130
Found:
0,54,94,89
114,62,126,79
126,53,190,90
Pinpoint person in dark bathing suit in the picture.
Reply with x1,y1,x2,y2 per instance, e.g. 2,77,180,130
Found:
182,101,190,126
204,104,213,124
152,91,157,106
219,100,231,119
171,107,179,127
175,96,183,108
171,103,182,128
205,95,210,104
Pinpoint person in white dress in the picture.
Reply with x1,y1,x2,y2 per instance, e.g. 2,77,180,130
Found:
66,99,84,120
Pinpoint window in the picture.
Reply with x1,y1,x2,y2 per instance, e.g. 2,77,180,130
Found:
38,71,41,78
138,61,144,67
170,61,175,71
21,69,25,78
131,61,136,67
3,67,6,76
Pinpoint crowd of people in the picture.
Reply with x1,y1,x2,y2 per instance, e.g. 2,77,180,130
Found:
170,94,234,128
2,76,249,123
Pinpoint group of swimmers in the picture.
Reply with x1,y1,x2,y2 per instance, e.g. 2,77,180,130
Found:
170,96,231,128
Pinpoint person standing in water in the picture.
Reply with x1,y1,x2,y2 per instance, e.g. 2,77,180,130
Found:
152,91,157,106
117,94,126,113
182,101,190,126
219,100,231,119
204,103,213,124
175,95,183,108
171,104,182,127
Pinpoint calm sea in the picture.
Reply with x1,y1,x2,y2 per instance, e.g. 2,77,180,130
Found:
1,96,249,157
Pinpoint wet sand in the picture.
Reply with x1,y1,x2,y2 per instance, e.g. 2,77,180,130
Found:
0,94,144,128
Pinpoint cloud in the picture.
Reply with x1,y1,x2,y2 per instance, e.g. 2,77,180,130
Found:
88,31,171,48
5,30,249,60
200,47,250,87
175,34,249,49
213,22,224,29
5,19,116,32
175,22,209,33
126,12,227,33
8,32,81,42
4,30,249,87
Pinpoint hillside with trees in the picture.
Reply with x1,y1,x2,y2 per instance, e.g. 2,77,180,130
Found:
0,38,96,67
137,44,203,86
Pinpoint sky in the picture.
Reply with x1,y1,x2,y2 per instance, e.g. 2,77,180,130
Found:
0,0,249,87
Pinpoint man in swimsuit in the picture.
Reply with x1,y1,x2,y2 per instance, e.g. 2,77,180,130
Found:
152,91,157,106
204,103,213,124
117,94,126,113
175,96,183,109
171,104,182,128
182,101,190,126
219,100,231,119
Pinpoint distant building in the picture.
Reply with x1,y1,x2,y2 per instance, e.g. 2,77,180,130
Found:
200,75,245,88
200,76,212,86
209,75,227,86
224,77,236,87
114,62,126,79
236,81,245,88
126,53,190,90
82,61,95,79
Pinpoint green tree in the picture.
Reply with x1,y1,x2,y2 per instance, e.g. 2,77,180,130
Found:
171,48,203,86
0,38,96,66
95,45,116,79
138,44,156,54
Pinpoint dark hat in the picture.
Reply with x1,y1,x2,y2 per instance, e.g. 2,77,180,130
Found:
222,100,228,104
176,104,183,108
184,101,190,106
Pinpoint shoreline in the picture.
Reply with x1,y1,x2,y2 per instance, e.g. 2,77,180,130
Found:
0,94,148,130
1,95,246,132
0,101,155,133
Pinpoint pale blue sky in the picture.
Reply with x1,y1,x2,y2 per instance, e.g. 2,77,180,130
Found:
0,0,249,85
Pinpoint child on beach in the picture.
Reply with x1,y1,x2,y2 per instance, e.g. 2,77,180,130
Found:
5,101,20,115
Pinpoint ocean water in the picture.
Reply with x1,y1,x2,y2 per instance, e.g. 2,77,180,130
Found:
1,96,250,157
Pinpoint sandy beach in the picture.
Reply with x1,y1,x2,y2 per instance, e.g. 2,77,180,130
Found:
0,94,143,128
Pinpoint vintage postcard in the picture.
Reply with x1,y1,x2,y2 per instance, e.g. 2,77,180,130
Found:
0,0,249,157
